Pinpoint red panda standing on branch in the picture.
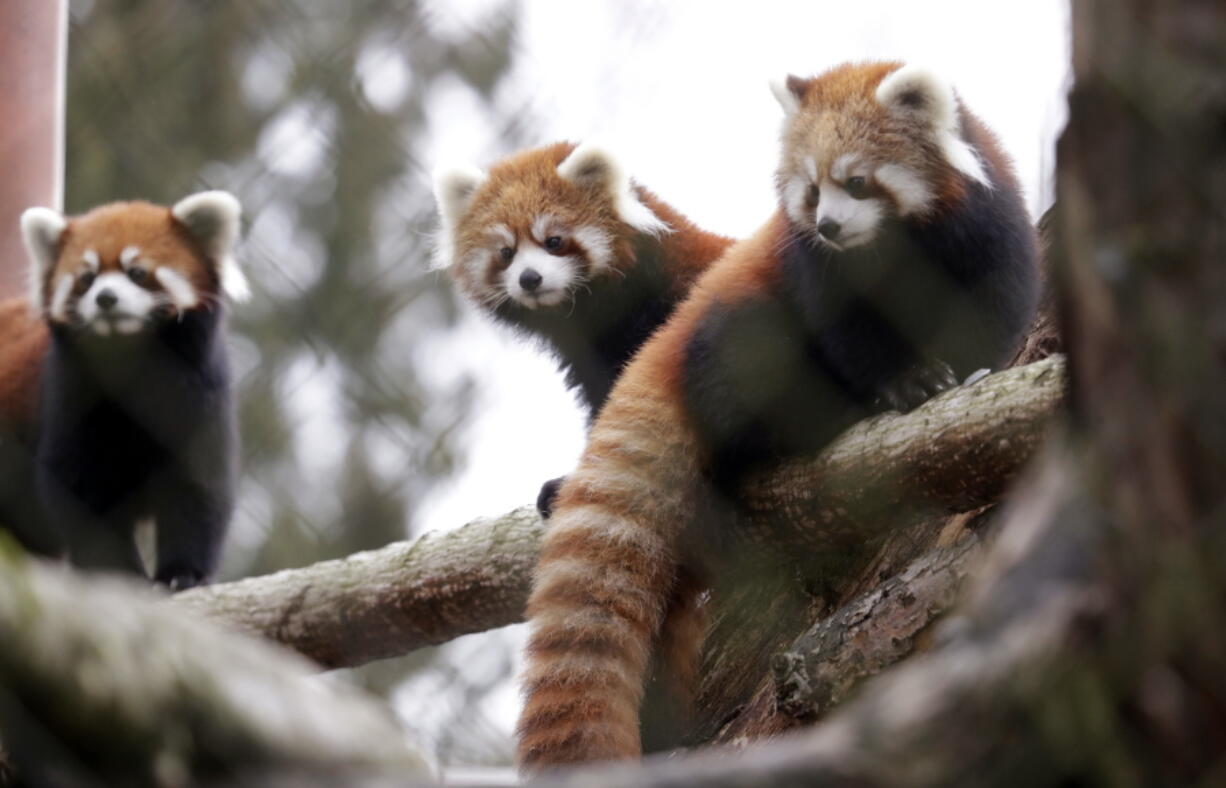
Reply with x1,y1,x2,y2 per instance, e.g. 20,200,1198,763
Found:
432,142,733,516
0,193,248,589
516,61,1039,770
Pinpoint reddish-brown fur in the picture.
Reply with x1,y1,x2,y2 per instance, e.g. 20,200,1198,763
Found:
39,201,223,315
516,217,783,769
451,142,728,306
517,60,1031,771
0,200,223,452
0,298,48,440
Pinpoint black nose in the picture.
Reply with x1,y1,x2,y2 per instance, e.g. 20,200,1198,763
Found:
519,269,543,292
818,219,842,240
95,290,118,310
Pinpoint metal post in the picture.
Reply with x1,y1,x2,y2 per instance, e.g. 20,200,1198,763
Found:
0,0,66,300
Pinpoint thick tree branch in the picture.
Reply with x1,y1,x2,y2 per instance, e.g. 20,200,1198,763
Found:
0,546,430,786
176,507,544,669
177,356,1065,670
522,450,1110,788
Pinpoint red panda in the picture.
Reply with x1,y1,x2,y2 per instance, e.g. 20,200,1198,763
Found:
516,62,1040,769
0,192,248,589
432,142,734,516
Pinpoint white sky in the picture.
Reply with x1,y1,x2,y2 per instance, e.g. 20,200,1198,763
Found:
405,0,1071,767
415,0,1071,537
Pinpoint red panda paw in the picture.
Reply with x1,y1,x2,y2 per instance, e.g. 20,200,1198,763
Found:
874,359,958,414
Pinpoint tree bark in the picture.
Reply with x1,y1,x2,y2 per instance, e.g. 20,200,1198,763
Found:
175,356,1064,672
0,546,430,786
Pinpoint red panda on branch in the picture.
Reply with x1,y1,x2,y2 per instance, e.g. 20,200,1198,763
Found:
432,142,734,517
0,193,247,589
516,62,1039,770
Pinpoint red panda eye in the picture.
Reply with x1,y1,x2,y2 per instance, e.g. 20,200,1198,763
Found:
544,236,563,252
127,267,148,284
807,184,821,204
499,246,515,263
76,271,95,292
846,176,868,198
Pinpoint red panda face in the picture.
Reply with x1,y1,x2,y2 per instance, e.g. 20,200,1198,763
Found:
772,62,991,250
20,192,248,336
433,142,668,312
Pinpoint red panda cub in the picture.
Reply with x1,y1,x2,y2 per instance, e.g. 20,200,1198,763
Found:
433,142,734,516
516,62,1039,769
0,193,248,589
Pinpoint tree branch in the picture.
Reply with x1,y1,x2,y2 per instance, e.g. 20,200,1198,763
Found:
177,356,1066,670
0,546,430,786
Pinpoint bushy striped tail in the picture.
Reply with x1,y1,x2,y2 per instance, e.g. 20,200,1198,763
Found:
516,385,701,770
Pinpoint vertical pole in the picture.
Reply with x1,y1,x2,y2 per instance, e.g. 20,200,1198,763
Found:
0,0,67,300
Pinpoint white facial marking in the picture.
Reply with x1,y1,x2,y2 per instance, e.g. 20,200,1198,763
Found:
490,224,514,249
571,226,613,271
120,246,141,267
803,156,820,183
831,155,858,182
48,274,74,322
83,249,100,271
154,267,199,309
531,214,560,243
504,243,575,309
76,271,157,330
782,174,810,227
815,180,885,250
875,164,936,216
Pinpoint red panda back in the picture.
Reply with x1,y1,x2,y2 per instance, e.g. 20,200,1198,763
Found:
0,297,47,441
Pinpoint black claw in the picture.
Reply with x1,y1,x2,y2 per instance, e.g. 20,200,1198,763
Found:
877,358,957,413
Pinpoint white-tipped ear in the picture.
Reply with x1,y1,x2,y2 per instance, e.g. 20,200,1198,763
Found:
876,65,990,186
431,165,486,270
173,190,242,259
433,165,486,228
770,74,807,116
875,64,958,131
20,207,67,309
172,190,249,302
557,143,669,236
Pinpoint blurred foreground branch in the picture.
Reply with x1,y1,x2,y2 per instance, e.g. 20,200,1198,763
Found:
0,547,430,786
177,355,1065,670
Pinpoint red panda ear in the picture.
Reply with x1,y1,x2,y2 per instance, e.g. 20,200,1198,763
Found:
558,143,668,236
876,65,990,186
172,191,249,303
432,165,486,228
770,74,808,116
875,65,957,130
20,207,67,312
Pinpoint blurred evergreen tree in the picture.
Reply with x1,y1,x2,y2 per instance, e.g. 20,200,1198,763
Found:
64,0,516,578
